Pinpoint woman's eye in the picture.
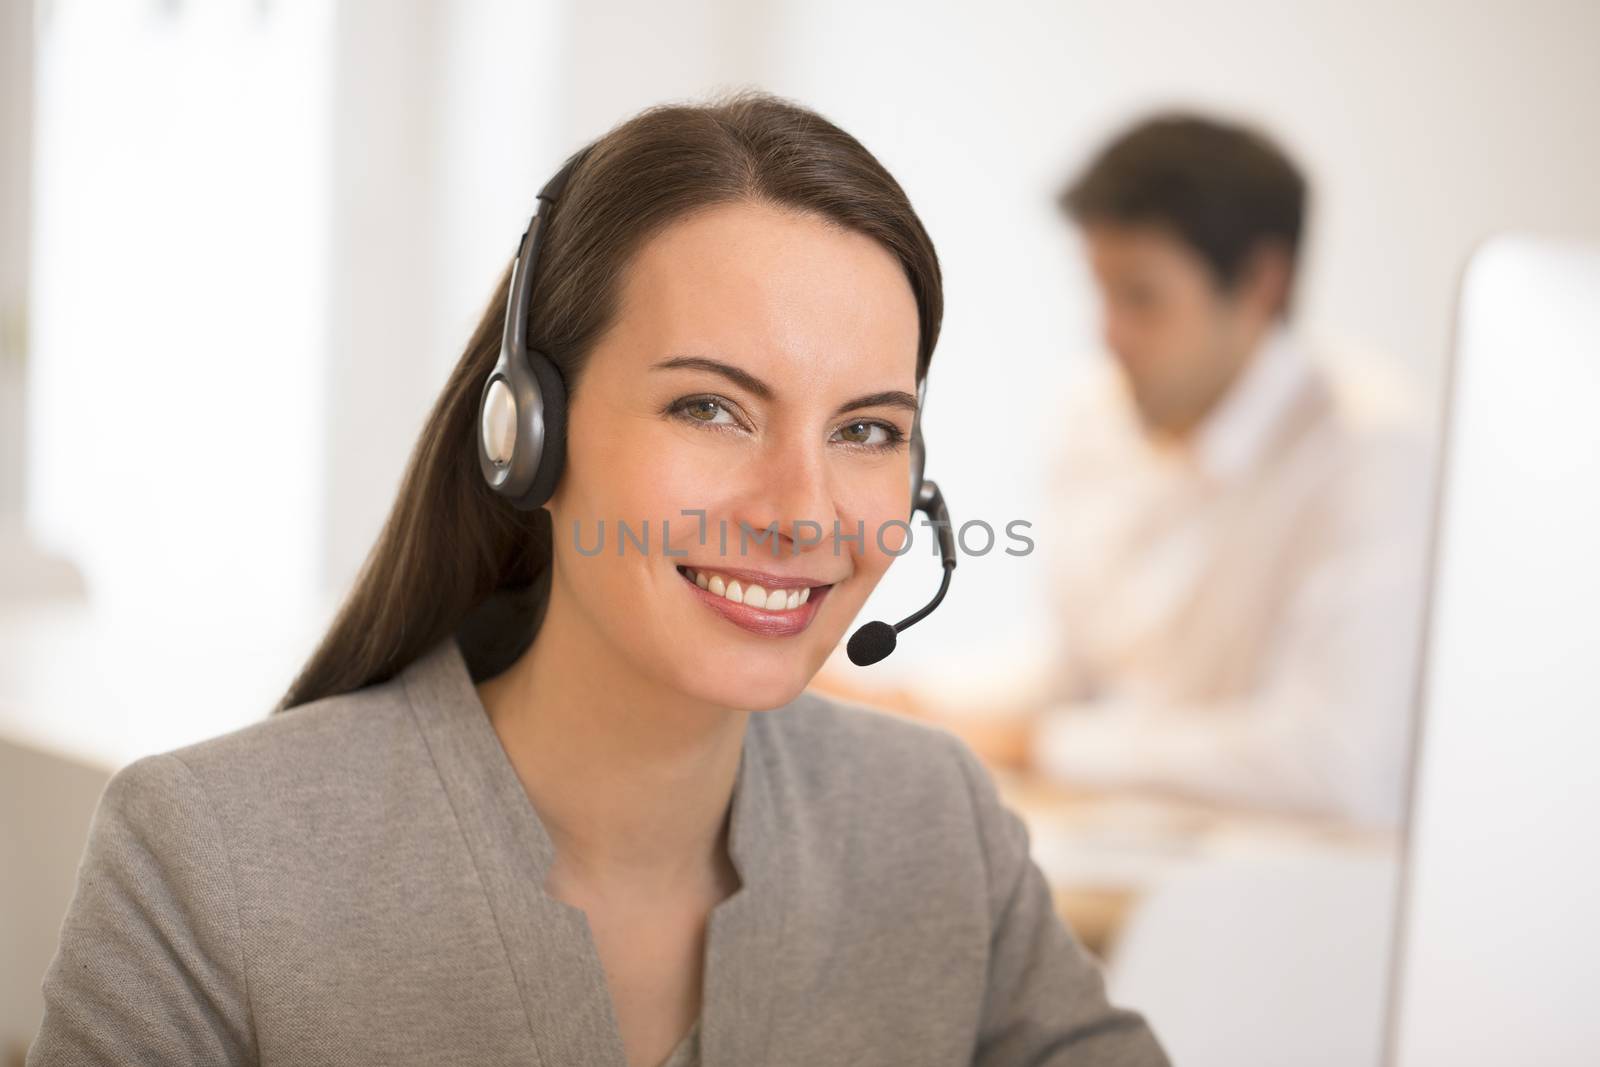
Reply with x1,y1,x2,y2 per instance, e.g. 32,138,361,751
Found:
834,419,904,450
669,397,904,451
672,396,738,427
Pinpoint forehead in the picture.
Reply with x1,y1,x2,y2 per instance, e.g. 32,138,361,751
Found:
605,199,920,387
1083,221,1207,279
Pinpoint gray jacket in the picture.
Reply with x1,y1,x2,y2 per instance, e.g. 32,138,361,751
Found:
27,633,1169,1066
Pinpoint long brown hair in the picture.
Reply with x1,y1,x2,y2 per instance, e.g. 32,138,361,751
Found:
273,89,944,714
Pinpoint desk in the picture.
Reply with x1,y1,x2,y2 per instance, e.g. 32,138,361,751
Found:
991,769,1397,956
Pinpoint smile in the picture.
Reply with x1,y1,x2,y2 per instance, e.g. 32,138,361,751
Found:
675,564,835,637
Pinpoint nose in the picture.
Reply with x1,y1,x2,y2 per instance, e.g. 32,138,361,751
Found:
726,434,837,561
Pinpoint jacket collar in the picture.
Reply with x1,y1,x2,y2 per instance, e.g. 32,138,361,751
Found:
398,632,789,1067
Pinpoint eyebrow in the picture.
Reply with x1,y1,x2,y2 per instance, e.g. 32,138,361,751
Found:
651,355,918,419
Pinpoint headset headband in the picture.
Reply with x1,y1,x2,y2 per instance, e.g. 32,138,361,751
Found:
503,145,593,363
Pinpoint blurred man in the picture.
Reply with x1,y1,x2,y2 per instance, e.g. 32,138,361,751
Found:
949,113,1434,827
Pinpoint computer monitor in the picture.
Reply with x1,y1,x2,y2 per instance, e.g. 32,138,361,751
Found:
1386,233,1600,1065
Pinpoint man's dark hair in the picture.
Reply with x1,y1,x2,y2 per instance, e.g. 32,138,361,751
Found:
1058,112,1308,296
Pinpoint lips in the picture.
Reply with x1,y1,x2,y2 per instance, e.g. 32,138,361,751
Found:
676,564,833,637
677,565,827,610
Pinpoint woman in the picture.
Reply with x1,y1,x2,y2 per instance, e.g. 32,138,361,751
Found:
28,92,1168,1067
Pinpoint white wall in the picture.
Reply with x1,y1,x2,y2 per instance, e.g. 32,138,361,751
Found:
26,0,332,622
321,0,568,590
9,0,573,767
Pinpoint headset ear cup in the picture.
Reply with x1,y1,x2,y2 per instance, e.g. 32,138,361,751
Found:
516,349,568,510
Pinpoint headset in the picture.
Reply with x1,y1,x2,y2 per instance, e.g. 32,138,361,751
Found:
476,145,955,666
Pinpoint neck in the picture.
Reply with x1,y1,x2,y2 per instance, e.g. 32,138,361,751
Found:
476,567,750,899
1141,316,1277,440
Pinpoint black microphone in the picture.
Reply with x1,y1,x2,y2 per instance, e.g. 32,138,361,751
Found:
846,480,957,666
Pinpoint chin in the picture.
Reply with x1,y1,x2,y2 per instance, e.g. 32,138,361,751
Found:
664,654,818,713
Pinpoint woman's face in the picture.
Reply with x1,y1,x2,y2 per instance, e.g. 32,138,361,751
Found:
545,199,922,711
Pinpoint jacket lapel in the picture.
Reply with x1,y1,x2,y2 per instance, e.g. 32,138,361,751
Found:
402,636,628,1067
400,634,792,1067
700,709,789,1067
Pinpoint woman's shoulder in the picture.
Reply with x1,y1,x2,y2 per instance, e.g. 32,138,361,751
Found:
106,673,419,828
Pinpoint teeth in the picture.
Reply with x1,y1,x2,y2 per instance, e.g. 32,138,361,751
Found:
681,567,820,613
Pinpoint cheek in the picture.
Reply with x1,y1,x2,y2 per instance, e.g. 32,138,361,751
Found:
1110,299,1169,354
1135,296,1208,371
1174,280,1228,336
834,467,914,594
557,402,712,535
546,410,683,616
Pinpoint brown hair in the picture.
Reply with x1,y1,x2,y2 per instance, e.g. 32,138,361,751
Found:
1058,111,1307,307
273,90,943,713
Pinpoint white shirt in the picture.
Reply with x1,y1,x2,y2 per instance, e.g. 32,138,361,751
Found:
1026,326,1436,827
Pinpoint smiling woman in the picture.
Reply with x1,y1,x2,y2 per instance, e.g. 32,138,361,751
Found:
27,91,1170,1067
